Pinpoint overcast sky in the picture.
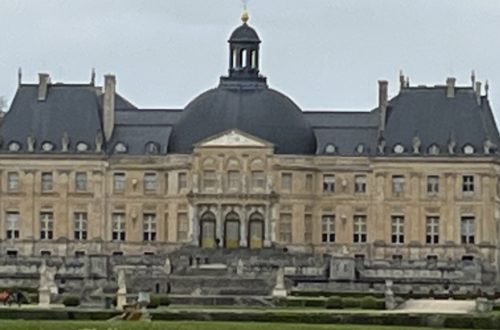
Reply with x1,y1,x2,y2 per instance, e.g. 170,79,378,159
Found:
0,0,499,116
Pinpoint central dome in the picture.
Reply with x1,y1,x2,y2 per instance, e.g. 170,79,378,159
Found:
168,13,317,155
168,85,317,154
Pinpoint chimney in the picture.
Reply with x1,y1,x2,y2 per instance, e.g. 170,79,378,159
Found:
378,80,388,132
103,74,116,141
475,81,482,106
38,73,50,101
399,70,405,91
446,77,456,98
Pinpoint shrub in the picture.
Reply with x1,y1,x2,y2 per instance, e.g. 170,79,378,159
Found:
62,295,80,307
325,296,342,309
157,294,171,306
148,295,160,309
341,297,360,308
360,296,379,310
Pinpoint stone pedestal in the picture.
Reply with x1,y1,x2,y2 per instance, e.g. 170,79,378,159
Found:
116,290,127,310
476,298,493,313
38,288,51,308
272,267,287,297
384,280,396,310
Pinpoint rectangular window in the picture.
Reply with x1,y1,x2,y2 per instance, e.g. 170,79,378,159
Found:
41,172,53,192
7,172,19,191
144,173,157,193
177,212,189,241
251,171,266,190
143,213,157,242
305,174,313,192
74,212,88,240
427,176,439,195
281,173,292,191
392,175,405,196
461,216,475,244
228,171,240,191
462,176,474,193
75,172,87,192
6,212,20,239
354,175,367,193
178,172,187,193
353,215,367,243
112,213,126,241
321,215,335,243
113,173,126,193
391,215,404,244
304,208,313,244
426,216,439,244
323,175,335,192
40,212,54,240
202,170,217,190
279,212,292,243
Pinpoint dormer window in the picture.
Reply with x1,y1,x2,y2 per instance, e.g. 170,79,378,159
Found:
355,144,365,154
41,142,54,152
114,142,128,154
393,144,405,154
428,144,440,155
325,144,336,154
463,144,475,155
146,142,160,155
8,142,21,152
76,142,89,152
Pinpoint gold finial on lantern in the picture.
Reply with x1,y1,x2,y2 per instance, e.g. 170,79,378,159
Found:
241,10,249,24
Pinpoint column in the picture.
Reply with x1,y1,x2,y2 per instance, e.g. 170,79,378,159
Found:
216,204,223,246
188,203,198,246
240,205,247,247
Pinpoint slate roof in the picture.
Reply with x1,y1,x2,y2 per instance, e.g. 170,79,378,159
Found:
304,111,379,156
383,87,500,156
0,84,103,153
229,23,260,43
0,82,498,158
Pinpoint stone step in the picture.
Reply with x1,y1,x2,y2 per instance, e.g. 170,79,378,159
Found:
397,299,475,314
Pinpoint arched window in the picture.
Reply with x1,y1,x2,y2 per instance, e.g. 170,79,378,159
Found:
428,144,440,155
232,49,238,69
248,212,264,249
463,144,475,155
41,142,54,152
241,49,248,68
76,142,89,152
251,50,257,69
145,142,160,155
8,142,21,152
324,144,336,154
114,142,128,154
393,144,405,154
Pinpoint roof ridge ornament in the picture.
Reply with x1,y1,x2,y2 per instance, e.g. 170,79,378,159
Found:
241,10,249,24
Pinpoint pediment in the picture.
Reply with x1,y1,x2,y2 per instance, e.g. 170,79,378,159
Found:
196,130,272,148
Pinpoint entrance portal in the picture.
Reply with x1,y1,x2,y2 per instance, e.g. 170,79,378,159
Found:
224,212,240,248
200,212,216,248
248,212,264,249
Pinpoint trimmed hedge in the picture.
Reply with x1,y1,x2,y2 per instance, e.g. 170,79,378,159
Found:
325,296,343,309
341,297,361,308
0,308,500,328
62,295,80,307
360,296,379,309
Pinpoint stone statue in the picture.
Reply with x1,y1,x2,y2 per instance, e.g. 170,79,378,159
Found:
95,131,103,153
448,135,456,155
272,267,287,297
384,280,396,310
27,135,35,152
116,269,127,310
483,139,495,155
38,260,57,307
377,137,386,154
61,132,70,152
164,257,172,275
412,134,421,154
236,259,244,276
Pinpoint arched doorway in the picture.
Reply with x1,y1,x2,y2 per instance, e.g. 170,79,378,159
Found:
200,212,216,248
248,212,264,249
224,212,240,248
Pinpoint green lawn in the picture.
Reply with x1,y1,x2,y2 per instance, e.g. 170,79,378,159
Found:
0,321,458,330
